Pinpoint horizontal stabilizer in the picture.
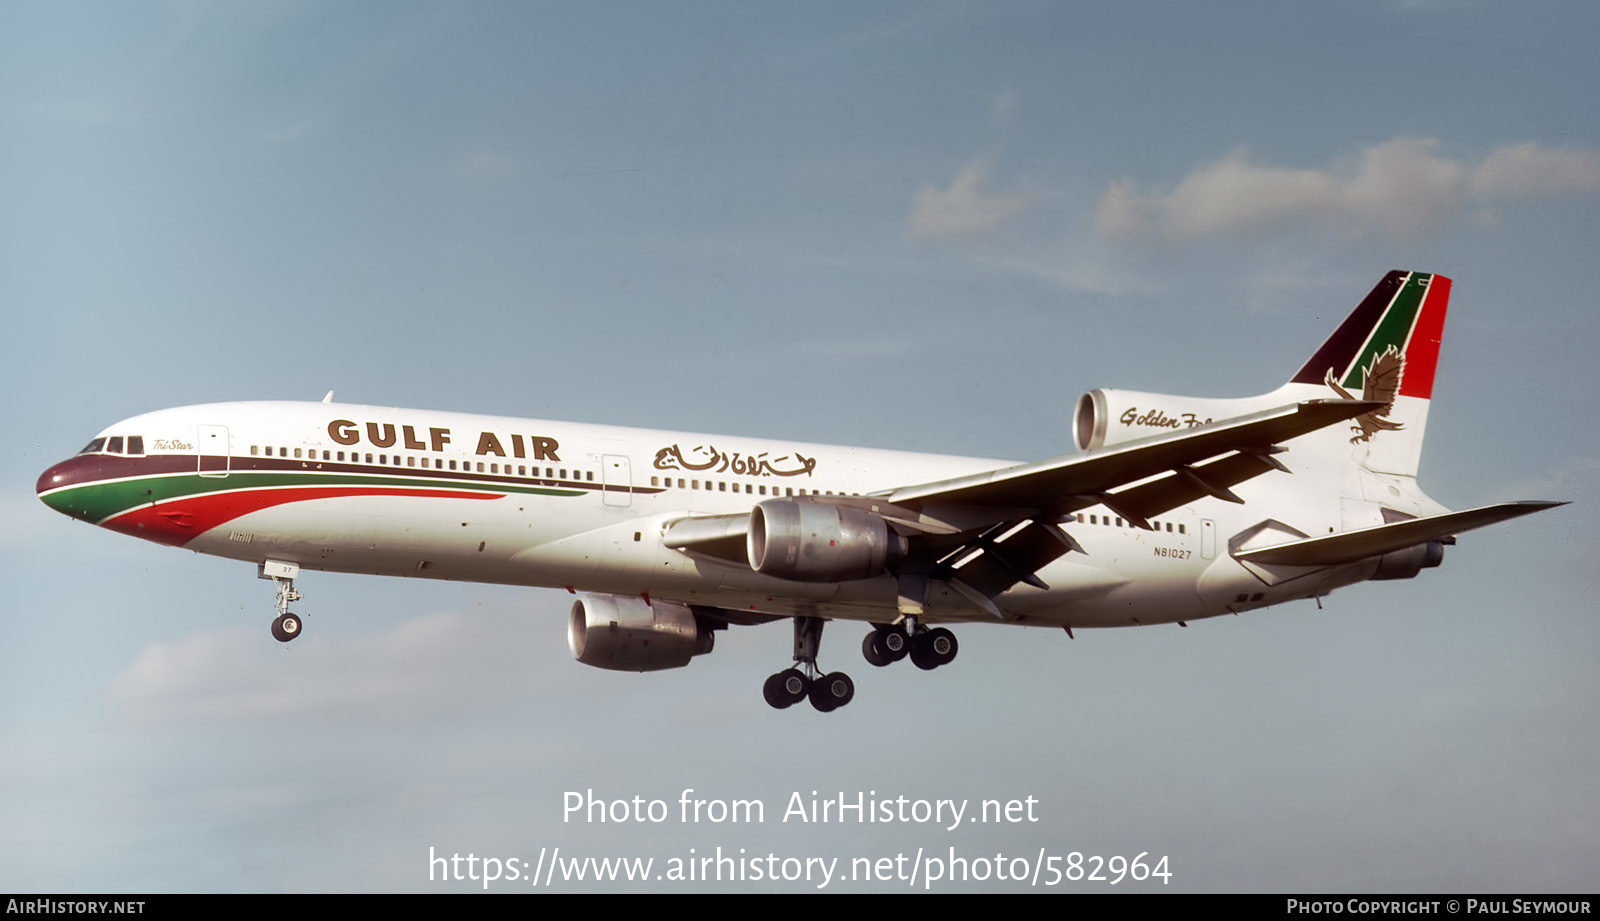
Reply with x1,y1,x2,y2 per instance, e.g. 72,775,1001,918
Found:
1234,501,1566,566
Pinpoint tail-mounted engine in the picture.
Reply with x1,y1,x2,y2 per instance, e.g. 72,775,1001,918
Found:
747,499,906,582
1371,540,1445,580
1074,388,1281,451
568,594,715,672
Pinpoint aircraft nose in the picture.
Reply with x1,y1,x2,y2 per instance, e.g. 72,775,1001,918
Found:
37,458,92,521
37,460,67,497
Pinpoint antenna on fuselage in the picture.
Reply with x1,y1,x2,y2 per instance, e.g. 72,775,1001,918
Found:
321,390,334,404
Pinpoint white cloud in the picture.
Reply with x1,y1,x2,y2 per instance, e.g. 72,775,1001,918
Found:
1470,142,1600,198
1097,137,1600,240
909,158,1037,239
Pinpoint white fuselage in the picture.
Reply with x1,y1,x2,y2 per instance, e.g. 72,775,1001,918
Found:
58,394,1426,631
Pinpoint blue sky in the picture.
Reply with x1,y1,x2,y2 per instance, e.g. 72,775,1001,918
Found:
3,0,1596,892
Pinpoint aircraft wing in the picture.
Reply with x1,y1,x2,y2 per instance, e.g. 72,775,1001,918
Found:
666,399,1385,613
868,399,1384,612
885,399,1382,519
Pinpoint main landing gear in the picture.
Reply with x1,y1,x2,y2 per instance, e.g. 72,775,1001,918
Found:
258,560,304,644
862,621,958,671
761,617,963,712
763,616,855,712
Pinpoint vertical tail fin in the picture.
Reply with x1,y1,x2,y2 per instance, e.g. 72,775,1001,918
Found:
1289,271,1452,477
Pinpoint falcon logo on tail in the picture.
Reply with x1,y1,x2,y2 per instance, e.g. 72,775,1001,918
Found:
1324,345,1405,443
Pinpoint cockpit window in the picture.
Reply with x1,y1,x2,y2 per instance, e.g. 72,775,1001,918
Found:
78,438,106,455
127,436,144,455
107,436,124,454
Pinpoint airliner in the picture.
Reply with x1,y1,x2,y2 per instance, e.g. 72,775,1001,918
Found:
36,271,1560,712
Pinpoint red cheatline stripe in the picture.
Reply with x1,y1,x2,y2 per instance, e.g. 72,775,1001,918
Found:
101,485,502,547
1397,274,1450,399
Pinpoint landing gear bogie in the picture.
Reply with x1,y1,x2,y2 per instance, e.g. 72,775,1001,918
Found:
764,616,856,713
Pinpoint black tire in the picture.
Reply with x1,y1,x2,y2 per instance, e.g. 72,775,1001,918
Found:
809,672,853,711
862,632,891,667
763,672,795,709
777,668,809,707
926,627,957,666
878,627,909,661
271,613,301,643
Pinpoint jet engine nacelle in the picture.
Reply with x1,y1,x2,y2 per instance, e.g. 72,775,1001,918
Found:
568,594,714,672
1074,388,1277,451
747,499,904,582
1371,541,1446,581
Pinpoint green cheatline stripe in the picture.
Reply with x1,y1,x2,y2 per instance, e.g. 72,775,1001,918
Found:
43,470,586,523
1341,272,1430,389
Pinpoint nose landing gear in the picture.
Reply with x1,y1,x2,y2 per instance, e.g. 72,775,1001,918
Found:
258,560,304,643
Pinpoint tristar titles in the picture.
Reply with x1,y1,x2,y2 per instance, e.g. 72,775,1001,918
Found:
327,419,560,461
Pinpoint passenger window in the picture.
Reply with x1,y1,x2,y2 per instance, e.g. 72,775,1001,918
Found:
449,460,457,470
296,449,303,459
1178,524,1186,534
378,454,385,464
477,462,484,473
280,448,288,458
251,445,259,456
587,471,594,481
718,482,726,492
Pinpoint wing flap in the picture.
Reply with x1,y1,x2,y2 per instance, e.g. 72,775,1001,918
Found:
1082,451,1284,526
939,519,1076,599
1234,501,1566,566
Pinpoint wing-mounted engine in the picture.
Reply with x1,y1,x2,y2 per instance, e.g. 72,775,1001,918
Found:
568,594,715,671
1074,388,1285,451
746,499,908,582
